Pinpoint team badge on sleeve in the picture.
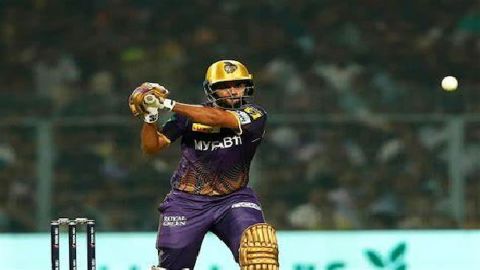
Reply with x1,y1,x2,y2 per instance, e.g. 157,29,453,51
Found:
243,106,263,120
235,111,252,124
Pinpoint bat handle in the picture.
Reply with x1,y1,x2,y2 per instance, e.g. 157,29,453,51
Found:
144,94,158,106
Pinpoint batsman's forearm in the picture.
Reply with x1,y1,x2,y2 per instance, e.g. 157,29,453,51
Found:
172,102,238,128
141,123,169,155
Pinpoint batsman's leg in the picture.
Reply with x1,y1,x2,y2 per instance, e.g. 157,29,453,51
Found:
212,206,279,269
155,192,214,270
238,223,279,270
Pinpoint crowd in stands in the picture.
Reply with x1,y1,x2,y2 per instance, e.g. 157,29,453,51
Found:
1,0,479,231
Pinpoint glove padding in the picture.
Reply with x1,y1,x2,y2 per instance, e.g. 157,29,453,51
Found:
128,82,169,117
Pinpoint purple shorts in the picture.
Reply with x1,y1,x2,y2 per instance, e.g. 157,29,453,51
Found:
155,187,265,269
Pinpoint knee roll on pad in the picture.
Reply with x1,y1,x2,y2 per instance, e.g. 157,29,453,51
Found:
239,223,279,270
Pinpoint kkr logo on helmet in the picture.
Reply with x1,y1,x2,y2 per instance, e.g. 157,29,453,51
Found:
224,61,238,73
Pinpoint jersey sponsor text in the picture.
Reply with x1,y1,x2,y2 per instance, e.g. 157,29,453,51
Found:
194,136,242,151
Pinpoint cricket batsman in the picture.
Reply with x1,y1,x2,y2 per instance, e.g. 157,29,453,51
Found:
128,60,279,270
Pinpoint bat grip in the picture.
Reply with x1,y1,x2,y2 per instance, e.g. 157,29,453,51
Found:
144,94,157,106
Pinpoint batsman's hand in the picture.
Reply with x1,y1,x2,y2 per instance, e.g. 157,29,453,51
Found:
128,82,169,118
144,94,176,112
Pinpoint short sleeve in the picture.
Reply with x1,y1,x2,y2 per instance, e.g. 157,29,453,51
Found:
230,104,267,141
161,113,189,142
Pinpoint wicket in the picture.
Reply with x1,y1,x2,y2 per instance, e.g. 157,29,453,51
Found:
51,217,96,270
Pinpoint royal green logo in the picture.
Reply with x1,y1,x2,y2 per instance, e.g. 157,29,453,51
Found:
364,242,407,270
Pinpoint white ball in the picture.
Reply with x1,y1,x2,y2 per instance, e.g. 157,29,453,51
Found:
441,76,458,91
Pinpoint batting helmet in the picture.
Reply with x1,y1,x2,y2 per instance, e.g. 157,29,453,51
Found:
203,60,254,108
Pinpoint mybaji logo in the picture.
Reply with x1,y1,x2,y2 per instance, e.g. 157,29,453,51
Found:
364,242,407,270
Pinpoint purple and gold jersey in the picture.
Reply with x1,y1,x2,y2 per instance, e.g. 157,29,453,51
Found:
161,103,267,196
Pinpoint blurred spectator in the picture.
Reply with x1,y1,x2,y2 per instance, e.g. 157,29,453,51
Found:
33,46,80,112
288,187,336,230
